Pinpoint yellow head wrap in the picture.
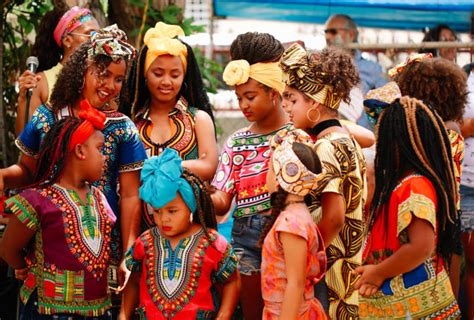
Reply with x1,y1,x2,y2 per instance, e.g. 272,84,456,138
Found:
388,52,432,78
223,60,285,95
280,43,342,110
144,22,188,73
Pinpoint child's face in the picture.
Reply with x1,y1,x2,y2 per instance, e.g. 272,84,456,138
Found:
235,78,276,123
284,86,315,130
266,157,279,194
153,193,193,238
79,130,105,182
145,54,185,105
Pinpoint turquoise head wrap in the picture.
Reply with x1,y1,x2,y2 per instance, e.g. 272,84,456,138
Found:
139,148,197,213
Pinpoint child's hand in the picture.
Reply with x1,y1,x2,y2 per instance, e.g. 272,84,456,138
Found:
114,259,131,293
358,283,379,297
353,264,385,289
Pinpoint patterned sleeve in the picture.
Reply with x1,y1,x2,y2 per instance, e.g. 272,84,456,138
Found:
396,178,437,239
125,236,145,273
274,211,308,241
5,193,39,230
312,139,343,196
16,104,50,157
212,136,236,195
212,233,238,283
117,117,147,173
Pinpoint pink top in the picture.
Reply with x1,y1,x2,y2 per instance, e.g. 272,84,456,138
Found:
261,206,327,319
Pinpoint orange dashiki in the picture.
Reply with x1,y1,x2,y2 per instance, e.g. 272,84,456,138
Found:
261,207,327,319
361,174,460,319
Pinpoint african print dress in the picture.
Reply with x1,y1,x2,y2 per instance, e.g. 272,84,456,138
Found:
360,175,460,319
261,208,327,320
16,104,147,264
125,227,238,320
308,131,366,320
5,184,116,317
135,98,199,228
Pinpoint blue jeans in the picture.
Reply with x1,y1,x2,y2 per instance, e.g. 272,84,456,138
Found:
231,214,271,275
460,184,474,232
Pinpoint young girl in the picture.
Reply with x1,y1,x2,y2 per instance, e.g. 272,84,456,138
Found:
260,129,327,319
125,22,217,229
355,97,461,319
0,25,146,286
279,43,365,319
211,32,289,319
0,107,116,319
121,148,240,319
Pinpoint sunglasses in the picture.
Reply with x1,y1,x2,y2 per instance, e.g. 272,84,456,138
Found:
324,28,349,35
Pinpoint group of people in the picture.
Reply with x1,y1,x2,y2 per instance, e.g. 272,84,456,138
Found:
0,5,472,320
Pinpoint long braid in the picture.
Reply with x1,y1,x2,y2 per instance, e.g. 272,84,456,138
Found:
258,188,288,247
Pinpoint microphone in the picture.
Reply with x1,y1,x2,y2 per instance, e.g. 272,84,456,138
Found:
24,56,39,126
25,56,39,98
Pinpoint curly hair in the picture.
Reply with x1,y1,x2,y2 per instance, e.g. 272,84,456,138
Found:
31,7,68,72
230,32,284,64
420,24,457,57
125,41,213,121
50,40,131,111
396,58,467,122
308,47,360,104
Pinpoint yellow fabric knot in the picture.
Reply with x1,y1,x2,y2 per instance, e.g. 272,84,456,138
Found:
223,60,251,86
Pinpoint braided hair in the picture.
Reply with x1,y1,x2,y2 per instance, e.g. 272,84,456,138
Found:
32,117,82,187
258,142,322,246
181,169,217,240
230,32,284,64
125,42,214,121
371,97,458,265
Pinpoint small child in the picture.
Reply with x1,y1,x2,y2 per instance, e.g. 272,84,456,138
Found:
121,148,240,319
0,105,115,319
260,129,327,319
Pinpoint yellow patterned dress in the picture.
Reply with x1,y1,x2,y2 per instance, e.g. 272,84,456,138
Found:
308,132,367,320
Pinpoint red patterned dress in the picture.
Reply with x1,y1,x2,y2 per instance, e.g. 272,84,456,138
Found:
5,184,116,317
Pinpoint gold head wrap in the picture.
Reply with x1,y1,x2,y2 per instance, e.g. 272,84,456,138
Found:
388,52,433,78
280,43,342,110
270,129,323,196
223,60,285,94
144,22,188,73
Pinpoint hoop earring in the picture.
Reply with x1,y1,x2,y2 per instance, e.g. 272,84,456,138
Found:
307,107,320,123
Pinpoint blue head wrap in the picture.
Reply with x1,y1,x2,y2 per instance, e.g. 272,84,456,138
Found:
139,148,197,213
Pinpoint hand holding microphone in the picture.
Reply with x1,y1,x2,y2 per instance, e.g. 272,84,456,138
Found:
18,56,40,99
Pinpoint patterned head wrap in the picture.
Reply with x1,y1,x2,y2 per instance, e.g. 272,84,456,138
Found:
68,99,106,151
280,43,342,110
139,148,197,213
388,53,433,78
270,129,323,196
144,22,188,73
54,6,94,47
87,24,136,62
363,81,401,125
223,60,285,94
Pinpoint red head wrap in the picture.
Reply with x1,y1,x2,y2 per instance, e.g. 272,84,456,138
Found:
68,99,106,151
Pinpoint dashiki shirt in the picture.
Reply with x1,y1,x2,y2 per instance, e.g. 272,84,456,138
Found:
308,131,366,320
135,98,198,228
5,184,116,317
448,129,464,210
262,208,327,320
125,227,238,320
16,104,147,263
360,174,460,319
212,125,290,218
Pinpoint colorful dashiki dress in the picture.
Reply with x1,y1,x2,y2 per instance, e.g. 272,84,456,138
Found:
135,98,199,228
5,184,115,317
125,227,238,320
16,104,147,264
360,174,460,319
307,131,367,320
261,208,327,320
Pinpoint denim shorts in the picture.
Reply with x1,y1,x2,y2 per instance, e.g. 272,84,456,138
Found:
460,185,474,232
231,214,271,275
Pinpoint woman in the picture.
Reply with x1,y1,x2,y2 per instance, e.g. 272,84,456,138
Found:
16,6,100,135
1,25,146,287
279,43,365,319
420,24,458,62
125,22,217,229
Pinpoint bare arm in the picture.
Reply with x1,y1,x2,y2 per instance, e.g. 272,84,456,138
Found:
343,122,375,148
279,232,307,320
119,271,140,320
211,190,234,216
118,170,141,252
0,216,35,269
182,111,218,181
216,271,241,320
355,217,435,295
16,71,48,136
461,118,474,138
318,192,345,246
0,154,37,195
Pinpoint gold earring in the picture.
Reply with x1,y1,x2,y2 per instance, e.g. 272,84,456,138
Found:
307,107,320,123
